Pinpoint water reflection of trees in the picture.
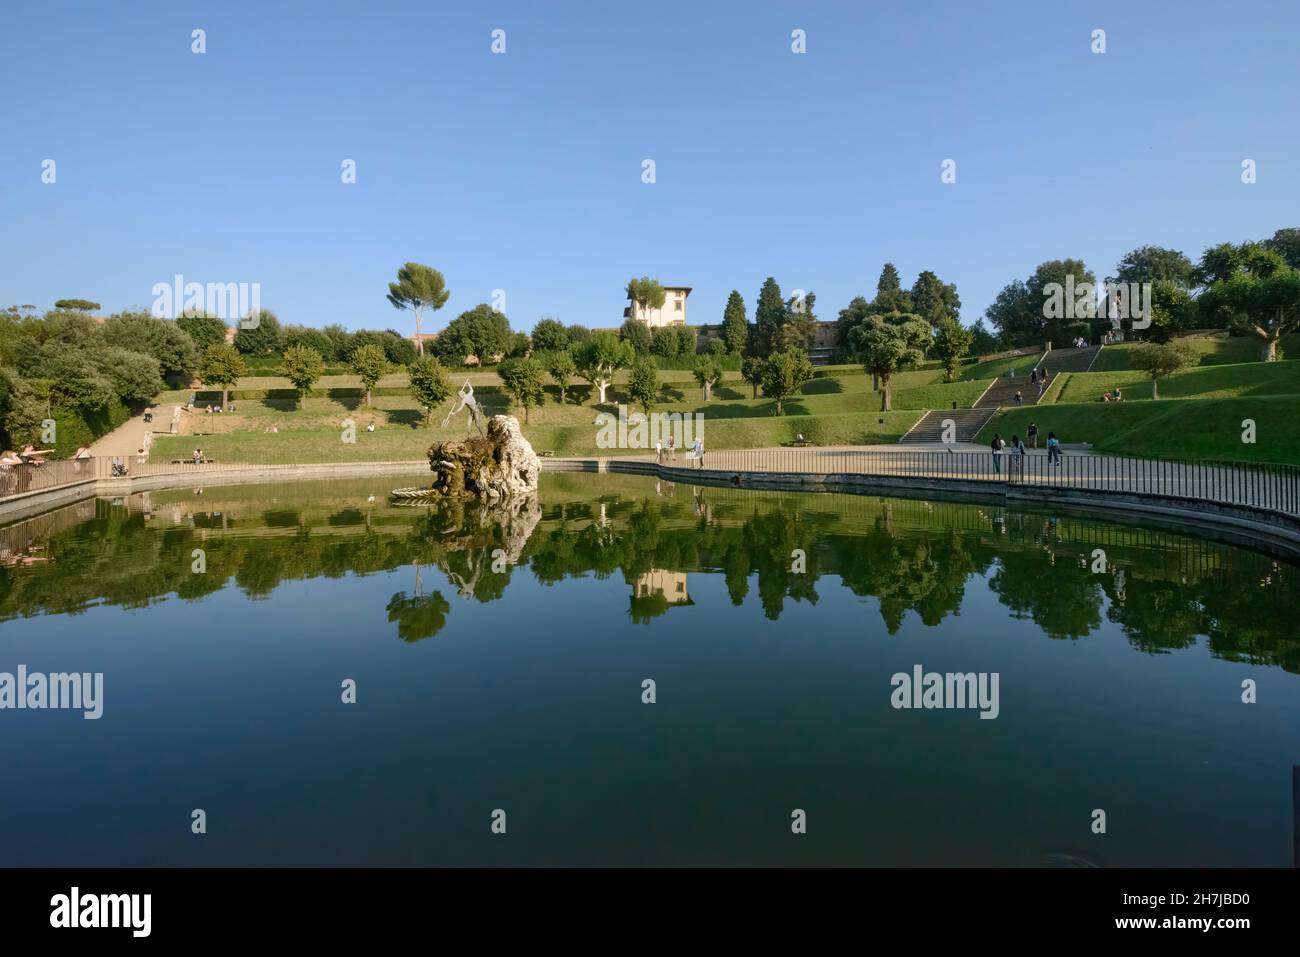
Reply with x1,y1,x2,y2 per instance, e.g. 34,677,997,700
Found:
1,488,1298,671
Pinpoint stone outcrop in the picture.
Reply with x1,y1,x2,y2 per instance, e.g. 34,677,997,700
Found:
420,415,540,502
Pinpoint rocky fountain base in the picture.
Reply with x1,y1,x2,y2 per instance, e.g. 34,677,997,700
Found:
392,415,540,503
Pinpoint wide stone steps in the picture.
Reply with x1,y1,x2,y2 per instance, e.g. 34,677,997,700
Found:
898,408,996,444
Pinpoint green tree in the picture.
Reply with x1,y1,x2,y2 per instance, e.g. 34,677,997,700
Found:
752,277,786,357
650,325,679,358
177,312,230,352
349,343,389,406
619,317,653,355
1111,245,1196,287
706,337,727,358
101,311,199,378
565,324,591,345
574,332,634,404
776,290,816,353
1146,280,1198,341
721,290,749,353
849,315,932,411
760,350,813,415
547,351,577,404
386,262,450,356
498,356,546,423
932,317,974,382
1130,341,1198,398
232,309,284,357
1264,227,1300,270
196,343,246,410
873,263,912,315
507,331,531,358
433,304,512,366
626,277,667,323
531,318,569,352
53,299,100,312
910,271,961,328
626,357,660,414
282,324,336,360
97,346,164,405
740,354,765,398
279,344,324,407
1198,251,1300,361
407,354,453,424
692,355,724,400
323,323,354,361
968,319,998,355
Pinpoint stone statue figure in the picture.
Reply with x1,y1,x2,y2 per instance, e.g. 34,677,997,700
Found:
442,380,484,435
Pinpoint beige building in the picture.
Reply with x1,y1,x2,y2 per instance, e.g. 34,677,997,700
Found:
624,286,690,328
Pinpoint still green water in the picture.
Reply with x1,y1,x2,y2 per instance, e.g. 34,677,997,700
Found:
1,473,1298,866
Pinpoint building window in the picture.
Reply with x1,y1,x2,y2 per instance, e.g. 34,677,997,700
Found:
674,301,682,312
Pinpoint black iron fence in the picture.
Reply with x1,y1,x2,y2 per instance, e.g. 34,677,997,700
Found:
635,448,1300,523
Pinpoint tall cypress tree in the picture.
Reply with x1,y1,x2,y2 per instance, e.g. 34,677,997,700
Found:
753,277,786,357
873,263,913,316
721,290,749,354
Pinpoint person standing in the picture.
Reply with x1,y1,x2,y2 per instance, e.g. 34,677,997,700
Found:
1010,434,1025,478
990,433,1005,475
692,437,704,469
1047,432,1061,467
1027,422,1039,449
666,435,675,462
655,438,663,465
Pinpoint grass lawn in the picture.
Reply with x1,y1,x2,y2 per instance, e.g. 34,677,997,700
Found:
1050,360,1300,405
151,339,1300,467
1089,333,1300,372
987,395,1300,464
152,402,922,463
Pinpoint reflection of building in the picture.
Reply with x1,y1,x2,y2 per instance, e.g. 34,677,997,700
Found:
634,569,693,606
624,286,690,327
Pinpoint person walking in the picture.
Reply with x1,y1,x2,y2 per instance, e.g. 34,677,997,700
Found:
691,437,704,469
655,439,663,465
990,433,1005,475
1047,431,1061,467
1014,390,1023,406
666,435,675,462
1027,421,1039,449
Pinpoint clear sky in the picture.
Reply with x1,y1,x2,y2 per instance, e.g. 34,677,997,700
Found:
3,0,1297,335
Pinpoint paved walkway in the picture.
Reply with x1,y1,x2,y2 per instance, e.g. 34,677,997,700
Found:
87,404,179,460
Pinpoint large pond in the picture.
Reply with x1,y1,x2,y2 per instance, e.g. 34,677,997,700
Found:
2,474,1298,866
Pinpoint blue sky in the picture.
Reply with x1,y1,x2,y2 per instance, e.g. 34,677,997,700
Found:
3,0,1297,335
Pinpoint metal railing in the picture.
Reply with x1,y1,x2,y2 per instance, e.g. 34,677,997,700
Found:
0,457,98,501
6,448,1298,531
630,448,1300,524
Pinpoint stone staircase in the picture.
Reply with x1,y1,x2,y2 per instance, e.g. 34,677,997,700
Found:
898,408,996,444
973,344,1103,409
897,345,1102,445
